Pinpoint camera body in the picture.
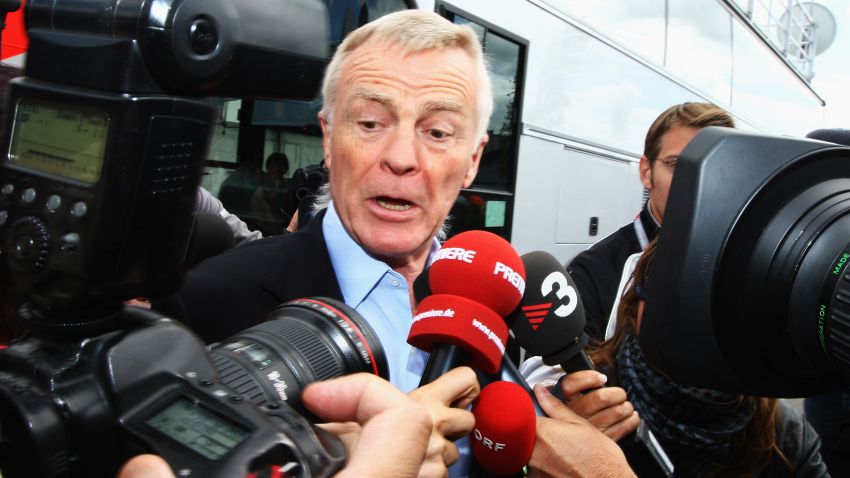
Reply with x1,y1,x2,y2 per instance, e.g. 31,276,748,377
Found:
0,307,345,477
1,78,212,323
0,1,373,476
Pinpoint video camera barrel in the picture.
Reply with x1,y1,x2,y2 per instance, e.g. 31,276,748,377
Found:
641,127,850,396
25,0,329,97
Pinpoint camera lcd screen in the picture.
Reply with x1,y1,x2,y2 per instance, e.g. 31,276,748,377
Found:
146,397,250,460
8,98,108,184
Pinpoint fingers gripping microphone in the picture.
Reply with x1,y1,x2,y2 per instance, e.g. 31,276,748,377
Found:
408,231,525,385
512,251,673,477
470,381,536,477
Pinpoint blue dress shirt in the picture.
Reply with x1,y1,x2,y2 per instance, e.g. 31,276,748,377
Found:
323,202,432,393
322,202,471,477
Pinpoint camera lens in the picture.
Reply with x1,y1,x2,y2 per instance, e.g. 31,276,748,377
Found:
208,297,388,416
714,149,850,391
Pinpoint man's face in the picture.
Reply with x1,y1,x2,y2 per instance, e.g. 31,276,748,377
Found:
266,164,284,183
320,41,486,267
639,125,700,223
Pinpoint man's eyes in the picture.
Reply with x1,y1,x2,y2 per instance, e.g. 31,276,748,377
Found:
428,129,451,140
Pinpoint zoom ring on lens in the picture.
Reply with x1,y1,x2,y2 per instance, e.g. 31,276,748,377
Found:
252,320,343,381
829,274,850,369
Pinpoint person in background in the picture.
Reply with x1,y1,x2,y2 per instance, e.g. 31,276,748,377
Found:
196,186,262,245
249,152,291,236
217,159,262,222
568,102,735,342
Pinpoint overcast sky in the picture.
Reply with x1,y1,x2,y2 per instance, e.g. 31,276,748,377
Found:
810,0,850,128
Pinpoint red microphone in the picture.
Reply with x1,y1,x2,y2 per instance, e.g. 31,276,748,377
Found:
408,294,508,373
408,231,525,384
427,230,526,317
471,381,536,476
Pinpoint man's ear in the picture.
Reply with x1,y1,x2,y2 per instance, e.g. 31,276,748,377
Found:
462,135,488,188
319,113,332,170
639,155,653,190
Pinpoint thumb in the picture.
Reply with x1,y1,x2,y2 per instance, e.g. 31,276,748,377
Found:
117,455,175,478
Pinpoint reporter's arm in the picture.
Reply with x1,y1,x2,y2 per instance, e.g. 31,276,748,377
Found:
529,383,636,478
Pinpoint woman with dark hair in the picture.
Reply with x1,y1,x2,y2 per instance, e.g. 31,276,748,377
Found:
588,239,828,477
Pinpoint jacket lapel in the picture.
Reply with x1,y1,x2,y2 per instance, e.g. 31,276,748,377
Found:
260,209,345,304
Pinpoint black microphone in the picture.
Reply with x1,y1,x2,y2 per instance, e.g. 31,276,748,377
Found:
510,251,592,378
511,251,674,478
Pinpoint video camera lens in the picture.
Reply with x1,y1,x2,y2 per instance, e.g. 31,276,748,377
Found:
208,297,389,416
715,152,850,388
641,127,850,396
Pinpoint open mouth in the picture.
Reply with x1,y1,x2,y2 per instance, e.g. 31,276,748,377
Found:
377,197,413,211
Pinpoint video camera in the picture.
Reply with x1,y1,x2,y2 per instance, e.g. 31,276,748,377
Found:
640,126,850,397
0,1,388,476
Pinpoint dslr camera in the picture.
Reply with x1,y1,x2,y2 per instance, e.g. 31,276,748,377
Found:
0,1,388,476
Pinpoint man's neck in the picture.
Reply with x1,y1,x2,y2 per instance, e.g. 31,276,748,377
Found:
646,200,662,227
383,255,427,289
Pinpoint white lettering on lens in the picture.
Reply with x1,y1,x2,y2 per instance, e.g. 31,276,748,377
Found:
266,370,289,401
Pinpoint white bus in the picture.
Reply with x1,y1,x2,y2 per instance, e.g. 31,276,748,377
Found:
195,0,828,263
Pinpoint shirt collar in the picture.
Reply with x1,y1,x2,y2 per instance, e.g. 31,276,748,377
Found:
322,201,440,308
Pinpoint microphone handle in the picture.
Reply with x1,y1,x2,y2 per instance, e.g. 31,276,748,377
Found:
551,351,674,478
419,344,471,387
477,357,545,417
468,461,525,478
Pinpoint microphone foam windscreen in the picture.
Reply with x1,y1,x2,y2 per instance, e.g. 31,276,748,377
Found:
471,381,536,475
407,294,509,373
429,230,525,317
511,251,585,357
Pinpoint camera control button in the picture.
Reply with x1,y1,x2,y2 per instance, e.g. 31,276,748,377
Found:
2,184,13,196
70,202,88,218
21,188,36,204
0,210,7,226
58,233,80,254
46,195,62,212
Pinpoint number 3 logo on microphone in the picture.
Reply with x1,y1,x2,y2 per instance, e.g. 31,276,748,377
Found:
541,271,577,318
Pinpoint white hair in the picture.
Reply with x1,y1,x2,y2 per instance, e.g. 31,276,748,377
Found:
319,9,493,142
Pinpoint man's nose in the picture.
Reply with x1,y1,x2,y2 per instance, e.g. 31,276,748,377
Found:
381,126,420,175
